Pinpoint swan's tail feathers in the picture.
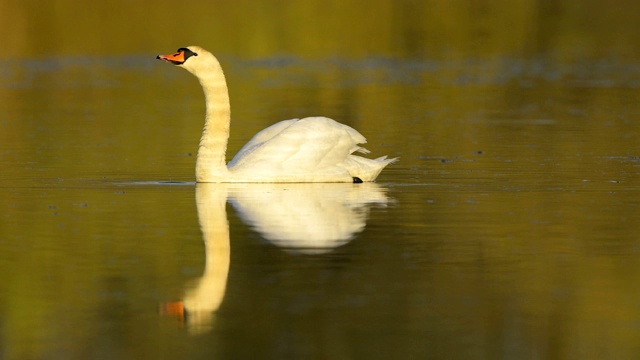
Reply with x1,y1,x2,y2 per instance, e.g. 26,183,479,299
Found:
353,146,371,155
375,155,399,165
341,155,398,182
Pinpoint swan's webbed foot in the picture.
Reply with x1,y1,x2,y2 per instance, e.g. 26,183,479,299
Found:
352,177,363,183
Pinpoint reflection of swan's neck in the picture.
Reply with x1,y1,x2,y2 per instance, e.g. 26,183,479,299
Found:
181,184,230,329
197,185,230,300
195,64,231,182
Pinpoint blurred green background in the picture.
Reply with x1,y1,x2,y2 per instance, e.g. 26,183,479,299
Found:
2,1,640,359
3,0,640,59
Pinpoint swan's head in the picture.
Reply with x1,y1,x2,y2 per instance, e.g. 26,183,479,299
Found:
156,46,219,77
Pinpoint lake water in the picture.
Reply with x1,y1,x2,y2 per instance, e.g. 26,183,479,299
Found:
2,1,640,359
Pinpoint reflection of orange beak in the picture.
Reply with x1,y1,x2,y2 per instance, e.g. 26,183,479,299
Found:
156,50,186,65
160,301,186,322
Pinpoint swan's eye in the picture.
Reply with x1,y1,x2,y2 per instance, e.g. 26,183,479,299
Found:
179,48,198,61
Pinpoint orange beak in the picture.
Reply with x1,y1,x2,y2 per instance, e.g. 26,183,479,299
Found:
156,50,186,65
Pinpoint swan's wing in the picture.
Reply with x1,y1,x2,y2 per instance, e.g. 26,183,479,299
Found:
228,117,368,174
230,118,300,166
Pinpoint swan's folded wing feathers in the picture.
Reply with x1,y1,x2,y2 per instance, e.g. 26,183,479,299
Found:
228,117,367,174
228,118,299,167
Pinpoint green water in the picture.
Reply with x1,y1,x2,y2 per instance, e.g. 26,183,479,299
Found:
2,1,640,359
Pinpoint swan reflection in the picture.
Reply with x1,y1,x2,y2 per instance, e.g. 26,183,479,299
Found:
228,183,390,254
165,182,391,332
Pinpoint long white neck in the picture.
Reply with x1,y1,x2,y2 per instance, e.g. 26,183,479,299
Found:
195,60,231,182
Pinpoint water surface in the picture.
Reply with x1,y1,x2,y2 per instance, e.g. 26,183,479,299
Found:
2,1,640,359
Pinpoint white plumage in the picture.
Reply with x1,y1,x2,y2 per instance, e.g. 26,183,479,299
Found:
157,46,397,183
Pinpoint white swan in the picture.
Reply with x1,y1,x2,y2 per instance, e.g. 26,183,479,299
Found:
157,46,397,183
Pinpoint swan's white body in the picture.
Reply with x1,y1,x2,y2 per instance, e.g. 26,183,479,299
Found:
157,46,397,183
